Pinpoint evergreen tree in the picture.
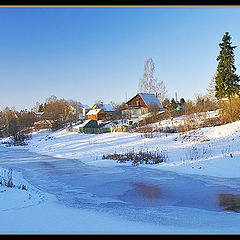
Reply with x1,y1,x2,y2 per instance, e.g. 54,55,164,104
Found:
170,98,177,110
179,98,186,106
38,104,44,112
207,72,218,103
215,32,240,100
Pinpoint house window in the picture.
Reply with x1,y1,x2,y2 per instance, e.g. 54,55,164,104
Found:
136,101,140,106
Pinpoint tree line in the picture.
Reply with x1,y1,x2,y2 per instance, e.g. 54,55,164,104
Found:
0,96,82,141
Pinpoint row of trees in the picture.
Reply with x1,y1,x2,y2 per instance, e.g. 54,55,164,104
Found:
0,96,82,141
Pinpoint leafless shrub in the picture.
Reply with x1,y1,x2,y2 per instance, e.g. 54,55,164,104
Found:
185,144,213,161
178,129,210,143
199,117,223,128
218,96,240,124
102,149,168,165
178,118,197,133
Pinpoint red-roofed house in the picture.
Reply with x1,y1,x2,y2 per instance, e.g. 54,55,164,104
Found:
121,93,165,119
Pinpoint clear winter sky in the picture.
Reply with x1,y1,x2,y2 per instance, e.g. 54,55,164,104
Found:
1,5,240,111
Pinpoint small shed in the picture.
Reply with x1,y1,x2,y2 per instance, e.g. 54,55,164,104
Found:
77,119,111,134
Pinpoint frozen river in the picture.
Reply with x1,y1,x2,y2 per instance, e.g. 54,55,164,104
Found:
1,145,240,232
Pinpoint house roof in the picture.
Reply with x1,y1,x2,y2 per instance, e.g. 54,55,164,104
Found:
86,109,103,116
139,93,163,108
126,93,163,108
72,119,98,129
79,119,97,127
101,104,115,112
92,103,115,112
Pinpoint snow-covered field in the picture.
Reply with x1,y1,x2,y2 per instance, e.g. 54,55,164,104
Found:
2,118,240,233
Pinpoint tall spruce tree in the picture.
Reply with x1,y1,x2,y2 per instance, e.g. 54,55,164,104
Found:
215,32,240,100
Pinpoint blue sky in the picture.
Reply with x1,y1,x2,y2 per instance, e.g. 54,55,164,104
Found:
1,6,240,111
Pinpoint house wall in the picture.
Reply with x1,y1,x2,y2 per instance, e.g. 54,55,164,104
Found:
122,107,148,119
87,113,106,120
87,115,98,120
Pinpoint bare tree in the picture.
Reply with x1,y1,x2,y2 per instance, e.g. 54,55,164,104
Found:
155,80,168,102
138,58,157,93
43,97,72,130
1,107,19,137
138,58,167,103
45,95,58,104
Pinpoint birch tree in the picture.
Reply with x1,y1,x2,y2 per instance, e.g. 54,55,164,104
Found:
138,58,157,94
138,58,167,102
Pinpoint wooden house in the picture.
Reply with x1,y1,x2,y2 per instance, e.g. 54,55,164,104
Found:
86,108,106,120
121,93,165,119
91,103,115,120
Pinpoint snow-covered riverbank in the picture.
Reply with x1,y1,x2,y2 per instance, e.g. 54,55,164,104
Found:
15,119,240,178
2,120,240,234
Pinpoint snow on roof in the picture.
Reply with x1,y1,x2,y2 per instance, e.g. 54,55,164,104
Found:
139,93,163,108
79,119,94,127
101,104,115,112
72,119,97,129
86,109,102,115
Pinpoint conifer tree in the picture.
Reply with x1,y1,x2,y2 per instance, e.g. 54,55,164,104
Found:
215,32,240,100
207,72,217,103
38,104,44,112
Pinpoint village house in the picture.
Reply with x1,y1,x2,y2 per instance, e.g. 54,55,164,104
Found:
86,108,106,120
86,103,115,120
121,93,165,119
92,103,115,120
